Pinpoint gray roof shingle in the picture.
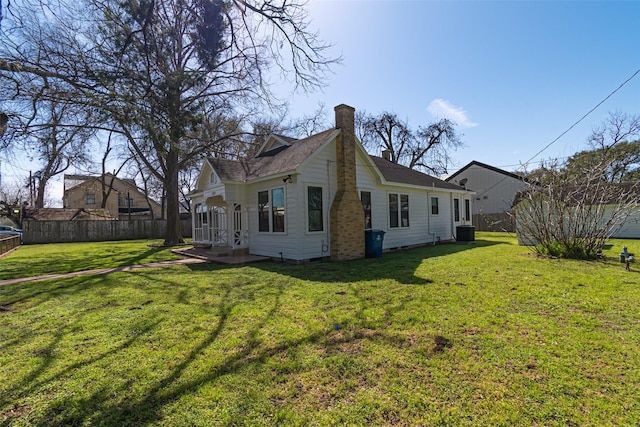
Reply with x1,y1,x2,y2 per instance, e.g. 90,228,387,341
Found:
209,129,465,191
370,156,464,190
209,128,337,182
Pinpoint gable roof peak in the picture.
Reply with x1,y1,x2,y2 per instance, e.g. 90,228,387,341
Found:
255,133,300,157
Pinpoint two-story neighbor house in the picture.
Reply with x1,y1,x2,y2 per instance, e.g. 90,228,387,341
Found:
188,104,473,262
445,160,529,231
63,173,162,220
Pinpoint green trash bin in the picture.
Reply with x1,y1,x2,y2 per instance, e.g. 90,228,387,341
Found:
365,229,385,258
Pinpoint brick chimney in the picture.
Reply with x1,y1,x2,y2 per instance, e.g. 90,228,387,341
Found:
382,149,392,161
330,104,365,261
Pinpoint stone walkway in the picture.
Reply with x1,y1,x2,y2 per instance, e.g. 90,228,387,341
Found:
0,247,272,287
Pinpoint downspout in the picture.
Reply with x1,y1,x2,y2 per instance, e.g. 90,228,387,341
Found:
323,159,332,254
427,183,436,245
192,202,197,243
450,192,456,241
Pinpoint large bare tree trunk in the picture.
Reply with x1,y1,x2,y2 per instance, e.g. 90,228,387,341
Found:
164,148,183,245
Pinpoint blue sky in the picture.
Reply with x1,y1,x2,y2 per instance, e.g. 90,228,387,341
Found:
280,0,640,175
2,0,640,203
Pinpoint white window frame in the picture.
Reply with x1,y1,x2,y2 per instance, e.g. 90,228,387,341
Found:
388,192,410,229
431,196,439,215
306,185,324,233
258,186,286,233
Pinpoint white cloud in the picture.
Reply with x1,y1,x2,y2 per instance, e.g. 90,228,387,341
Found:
427,99,478,129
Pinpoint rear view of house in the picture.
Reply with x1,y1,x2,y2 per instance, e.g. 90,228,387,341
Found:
188,104,473,262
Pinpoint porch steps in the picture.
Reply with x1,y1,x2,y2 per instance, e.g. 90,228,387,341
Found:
204,246,249,257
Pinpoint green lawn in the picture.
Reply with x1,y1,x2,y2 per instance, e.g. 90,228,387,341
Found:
0,240,183,280
1,233,639,426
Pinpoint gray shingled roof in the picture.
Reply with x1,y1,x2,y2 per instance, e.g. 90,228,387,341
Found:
446,160,531,184
369,156,465,190
209,128,338,182
209,128,465,191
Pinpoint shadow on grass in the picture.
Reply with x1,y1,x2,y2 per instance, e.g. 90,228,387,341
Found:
1,239,505,426
189,238,503,285
115,245,178,268
20,278,430,427
0,275,91,310
15,275,295,426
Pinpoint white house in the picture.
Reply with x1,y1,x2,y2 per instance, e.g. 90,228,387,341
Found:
188,104,473,262
446,161,529,231
446,160,528,215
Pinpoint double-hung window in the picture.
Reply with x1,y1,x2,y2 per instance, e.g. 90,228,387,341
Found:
307,186,323,232
389,193,409,228
400,194,409,227
361,191,372,229
454,198,460,221
431,197,439,215
258,188,285,232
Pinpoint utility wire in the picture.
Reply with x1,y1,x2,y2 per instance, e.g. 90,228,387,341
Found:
458,66,640,198
525,67,640,167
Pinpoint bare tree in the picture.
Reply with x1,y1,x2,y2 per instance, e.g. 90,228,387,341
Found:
0,0,339,245
357,111,463,174
0,180,28,226
516,160,639,259
413,118,463,175
357,112,412,164
3,93,94,207
0,112,7,138
588,111,640,151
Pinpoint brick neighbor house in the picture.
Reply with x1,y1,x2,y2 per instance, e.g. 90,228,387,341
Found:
63,173,162,220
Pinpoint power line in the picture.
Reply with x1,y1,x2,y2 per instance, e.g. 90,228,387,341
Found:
452,66,640,198
525,67,640,167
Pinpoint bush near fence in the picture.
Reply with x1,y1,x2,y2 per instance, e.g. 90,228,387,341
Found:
22,219,192,244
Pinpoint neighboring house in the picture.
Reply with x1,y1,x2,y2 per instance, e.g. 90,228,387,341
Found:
63,173,162,220
23,207,114,221
445,160,529,231
188,104,473,262
515,182,640,245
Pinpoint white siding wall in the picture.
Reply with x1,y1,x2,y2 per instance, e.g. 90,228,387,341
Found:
608,206,640,239
356,155,458,249
364,187,458,249
246,176,301,259
246,139,338,260
290,140,337,260
450,167,527,215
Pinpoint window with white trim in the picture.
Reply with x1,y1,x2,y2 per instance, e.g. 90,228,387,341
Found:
307,186,323,232
454,198,460,221
361,191,372,229
431,197,439,215
258,188,285,233
389,193,409,228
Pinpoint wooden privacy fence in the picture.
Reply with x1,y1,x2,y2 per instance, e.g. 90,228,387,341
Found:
472,213,515,232
22,219,192,244
0,235,21,255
